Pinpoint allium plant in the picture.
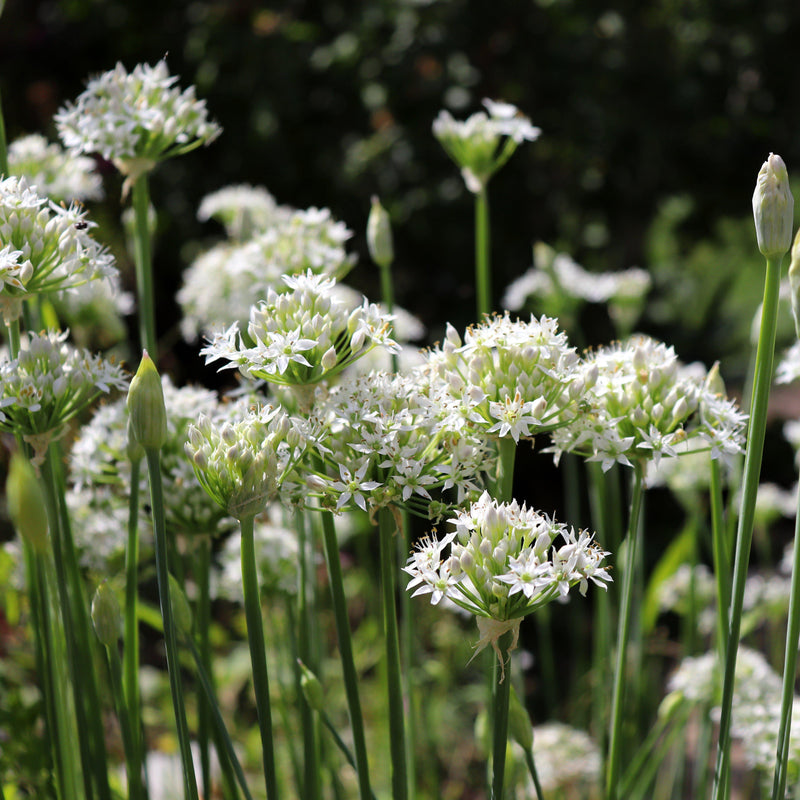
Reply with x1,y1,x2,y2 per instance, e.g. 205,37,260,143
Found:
7,133,103,203
0,176,116,324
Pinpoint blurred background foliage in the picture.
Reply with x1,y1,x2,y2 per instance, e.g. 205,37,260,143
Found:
5,0,800,385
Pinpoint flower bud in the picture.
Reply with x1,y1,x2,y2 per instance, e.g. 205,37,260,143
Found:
367,196,394,269
126,350,167,450
788,229,800,338
91,582,123,647
508,685,534,752
753,153,794,259
6,451,49,553
298,660,325,712
126,417,145,463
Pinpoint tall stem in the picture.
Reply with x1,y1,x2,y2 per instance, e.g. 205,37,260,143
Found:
239,513,278,800
145,447,199,800
712,255,782,800
379,507,408,800
709,458,729,664
605,461,645,800
494,437,517,504
771,481,800,800
490,631,513,800
475,185,491,320
131,175,158,359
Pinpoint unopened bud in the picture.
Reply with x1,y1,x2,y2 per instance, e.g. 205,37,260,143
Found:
367,196,394,269
169,574,193,639
788,229,800,338
91,582,122,647
6,451,49,553
126,351,167,450
298,660,325,711
126,417,145,463
753,153,794,259
508,685,534,752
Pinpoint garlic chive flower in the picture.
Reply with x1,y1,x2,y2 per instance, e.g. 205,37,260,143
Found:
433,99,540,193
404,491,610,660
197,184,282,241
0,330,127,464
8,133,103,203
55,59,221,185
185,402,307,520
528,723,602,795
306,370,493,517
549,336,747,471
179,201,356,341
424,313,587,444
201,271,399,391
752,153,794,260
0,176,117,322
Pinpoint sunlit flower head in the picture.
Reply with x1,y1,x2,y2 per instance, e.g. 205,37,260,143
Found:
424,313,586,444
197,183,283,241
0,176,117,322
201,271,399,397
433,98,540,192
8,133,103,203
776,340,800,385
526,723,601,795
55,59,221,183
0,330,127,464
185,401,307,520
549,337,747,472
404,491,610,667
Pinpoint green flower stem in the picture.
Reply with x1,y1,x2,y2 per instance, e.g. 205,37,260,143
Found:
131,174,158,359
196,536,213,800
186,636,254,800
771,482,800,800
522,746,544,800
6,318,20,359
124,457,143,785
712,254,782,800
379,506,408,800
103,639,145,800
475,185,492,319
145,446,199,800
399,510,417,800
709,458,730,662
605,460,646,800
490,631,513,800
319,509,373,800
318,709,379,800
43,445,112,800
494,436,517,504
239,512,278,800
296,510,322,800
377,261,399,374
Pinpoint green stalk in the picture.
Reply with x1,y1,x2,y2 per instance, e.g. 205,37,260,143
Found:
124,457,143,785
131,174,158,359
490,631,513,800
6,317,20,359
709,458,729,663
379,507,408,800
103,639,145,800
296,511,321,800
186,637,254,800
196,536,213,800
771,482,800,799
318,708,379,800
605,460,646,800
494,437,517,504
475,185,491,319
522,746,544,800
712,255,782,800
145,447,199,800
319,509,373,800
239,513,278,800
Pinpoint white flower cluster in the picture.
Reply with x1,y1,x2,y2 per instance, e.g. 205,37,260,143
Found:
185,401,307,520
433,99,541,192
424,314,586,444
502,243,651,335
550,336,747,471
55,59,221,175
179,195,356,341
201,271,399,394
8,133,103,203
526,722,601,795
0,330,127,463
0,177,117,322
668,647,800,785
404,491,611,619
306,370,493,517
776,339,800,385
